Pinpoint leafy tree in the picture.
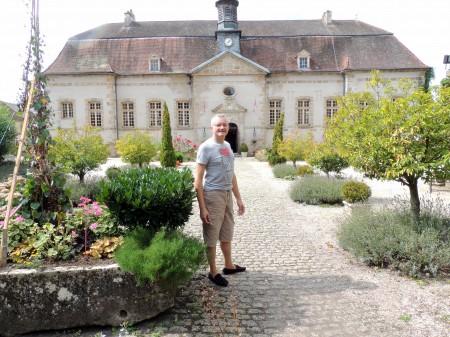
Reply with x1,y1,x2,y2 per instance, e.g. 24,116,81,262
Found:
160,103,176,167
326,72,450,219
115,132,157,167
50,127,109,182
0,106,16,163
268,113,286,166
278,132,314,167
308,144,349,178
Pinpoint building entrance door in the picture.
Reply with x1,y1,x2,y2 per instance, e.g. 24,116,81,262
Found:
225,123,238,153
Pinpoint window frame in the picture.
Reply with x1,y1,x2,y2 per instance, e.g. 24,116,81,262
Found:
296,97,312,127
88,101,102,127
148,100,162,128
325,98,338,119
177,100,191,128
61,101,74,119
269,98,283,127
121,101,135,128
149,57,160,72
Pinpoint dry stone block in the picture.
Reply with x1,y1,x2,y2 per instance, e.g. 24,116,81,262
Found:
0,263,174,336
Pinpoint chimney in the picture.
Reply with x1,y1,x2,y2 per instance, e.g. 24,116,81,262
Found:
124,9,136,27
322,10,332,25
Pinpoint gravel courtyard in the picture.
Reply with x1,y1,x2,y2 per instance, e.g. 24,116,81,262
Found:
28,157,450,337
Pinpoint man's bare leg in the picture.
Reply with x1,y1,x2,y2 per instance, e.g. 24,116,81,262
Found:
207,246,218,275
220,241,235,269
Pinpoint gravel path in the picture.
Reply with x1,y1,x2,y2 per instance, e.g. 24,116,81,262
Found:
27,158,450,337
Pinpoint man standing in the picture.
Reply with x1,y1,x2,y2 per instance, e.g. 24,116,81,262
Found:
194,114,246,287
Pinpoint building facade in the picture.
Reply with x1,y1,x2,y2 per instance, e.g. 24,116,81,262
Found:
45,1,428,153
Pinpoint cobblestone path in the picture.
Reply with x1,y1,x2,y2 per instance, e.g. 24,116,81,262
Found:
28,158,450,337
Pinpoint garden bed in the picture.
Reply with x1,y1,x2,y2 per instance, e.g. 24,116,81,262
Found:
0,262,175,337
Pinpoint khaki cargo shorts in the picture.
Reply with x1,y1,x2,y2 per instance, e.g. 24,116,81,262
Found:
203,190,234,247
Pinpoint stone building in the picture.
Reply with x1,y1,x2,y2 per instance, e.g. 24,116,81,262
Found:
45,0,428,153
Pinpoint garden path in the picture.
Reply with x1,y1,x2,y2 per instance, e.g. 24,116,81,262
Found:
29,158,450,337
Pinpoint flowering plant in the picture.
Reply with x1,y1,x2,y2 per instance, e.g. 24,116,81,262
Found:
173,135,198,161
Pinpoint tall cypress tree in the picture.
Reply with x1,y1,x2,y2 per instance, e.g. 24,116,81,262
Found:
268,112,286,166
160,102,176,167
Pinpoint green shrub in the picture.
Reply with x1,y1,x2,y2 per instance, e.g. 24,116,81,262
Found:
115,132,157,167
309,151,349,177
296,165,314,176
338,202,450,277
342,181,371,203
240,143,248,152
272,163,297,179
115,228,206,291
267,149,286,166
99,167,195,231
65,176,104,204
289,176,345,205
0,105,16,163
105,166,121,180
255,149,268,161
175,151,184,162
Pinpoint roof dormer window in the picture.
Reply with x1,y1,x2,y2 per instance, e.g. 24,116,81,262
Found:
149,57,160,72
297,50,311,70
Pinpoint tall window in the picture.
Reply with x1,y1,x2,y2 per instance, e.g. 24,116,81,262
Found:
149,58,160,72
89,102,102,127
269,99,282,126
326,99,338,118
148,101,162,127
61,102,73,119
122,102,134,128
297,99,311,126
177,101,190,127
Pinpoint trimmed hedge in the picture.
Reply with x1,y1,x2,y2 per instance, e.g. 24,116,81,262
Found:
272,163,297,179
99,167,195,231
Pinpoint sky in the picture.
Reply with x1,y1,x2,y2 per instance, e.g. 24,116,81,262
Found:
1,0,449,103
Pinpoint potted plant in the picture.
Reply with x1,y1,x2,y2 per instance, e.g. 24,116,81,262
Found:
240,143,248,157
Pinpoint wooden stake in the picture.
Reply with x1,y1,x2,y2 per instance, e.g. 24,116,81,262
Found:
0,79,35,268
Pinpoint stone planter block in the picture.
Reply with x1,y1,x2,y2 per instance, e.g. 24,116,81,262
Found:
0,263,174,336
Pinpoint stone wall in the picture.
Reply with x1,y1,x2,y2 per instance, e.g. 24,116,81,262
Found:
0,263,174,336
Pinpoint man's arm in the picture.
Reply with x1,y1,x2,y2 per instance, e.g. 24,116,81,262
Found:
194,163,211,224
232,174,245,215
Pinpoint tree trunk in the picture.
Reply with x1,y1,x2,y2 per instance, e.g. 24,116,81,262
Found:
407,179,420,222
292,161,296,168
79,172,85,183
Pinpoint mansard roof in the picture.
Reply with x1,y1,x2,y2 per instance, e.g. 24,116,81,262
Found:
46,20,428,75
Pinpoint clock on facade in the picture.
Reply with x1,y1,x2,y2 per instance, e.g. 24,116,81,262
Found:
224,38,233,47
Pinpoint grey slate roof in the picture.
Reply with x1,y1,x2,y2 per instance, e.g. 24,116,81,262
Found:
46,19,428,75
70,20,392,40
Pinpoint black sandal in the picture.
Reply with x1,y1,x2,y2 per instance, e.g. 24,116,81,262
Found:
222,264,246,275
208,273,228,287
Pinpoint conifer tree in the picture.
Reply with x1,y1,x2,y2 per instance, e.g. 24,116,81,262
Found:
160,102,176,167
268,112,286,166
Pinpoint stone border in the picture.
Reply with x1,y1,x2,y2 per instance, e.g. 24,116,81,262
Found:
0,263,174,336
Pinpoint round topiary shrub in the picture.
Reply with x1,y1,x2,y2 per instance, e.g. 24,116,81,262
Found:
272,163,297,179
296,165,314,176
342,181,371,203
99,167,195,231
105,166,121,180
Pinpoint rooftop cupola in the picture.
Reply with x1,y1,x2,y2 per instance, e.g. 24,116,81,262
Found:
215,0,241,53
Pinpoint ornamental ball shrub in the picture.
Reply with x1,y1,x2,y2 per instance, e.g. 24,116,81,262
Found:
289,176,345,205
240,143,248,152
296,165,314,176
272,163,297,179
105,166,121,180
342,181,371,203
175,151,184,162
99,167,195,231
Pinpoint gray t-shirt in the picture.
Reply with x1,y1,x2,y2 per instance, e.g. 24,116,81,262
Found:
196,138,234,191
